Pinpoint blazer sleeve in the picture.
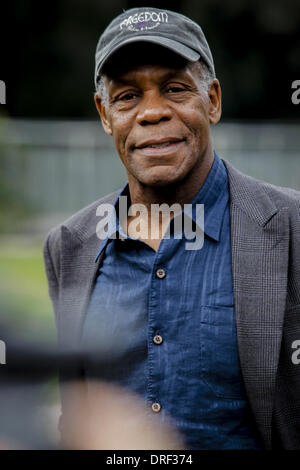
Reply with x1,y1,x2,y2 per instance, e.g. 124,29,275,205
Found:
43,227,61,329
43,226,68,438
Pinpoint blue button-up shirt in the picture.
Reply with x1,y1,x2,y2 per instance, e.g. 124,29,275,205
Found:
81,152,262,449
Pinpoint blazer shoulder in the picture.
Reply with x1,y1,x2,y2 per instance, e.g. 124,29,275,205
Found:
257,180,300,220
259,178,300,208
223,159,300,224
44,189,121,249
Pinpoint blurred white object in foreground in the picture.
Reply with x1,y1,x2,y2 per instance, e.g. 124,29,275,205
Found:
60,381,185,450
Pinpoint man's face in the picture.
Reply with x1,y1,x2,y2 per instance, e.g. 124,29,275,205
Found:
95,48,221,188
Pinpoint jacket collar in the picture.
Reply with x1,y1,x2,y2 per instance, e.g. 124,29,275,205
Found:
222,159,279,225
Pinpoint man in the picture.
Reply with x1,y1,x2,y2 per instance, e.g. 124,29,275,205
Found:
44,7,300,450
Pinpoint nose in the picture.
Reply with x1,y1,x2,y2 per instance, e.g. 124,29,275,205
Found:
136,91,172,126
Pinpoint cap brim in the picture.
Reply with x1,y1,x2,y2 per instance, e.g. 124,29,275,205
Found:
95,35,200,82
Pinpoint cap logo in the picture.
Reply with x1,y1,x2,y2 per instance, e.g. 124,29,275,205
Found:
119,11,168,32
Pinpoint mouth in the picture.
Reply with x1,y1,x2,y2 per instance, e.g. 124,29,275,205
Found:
133,138,185,156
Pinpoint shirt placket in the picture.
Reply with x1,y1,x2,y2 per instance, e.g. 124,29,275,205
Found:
146,238,173,417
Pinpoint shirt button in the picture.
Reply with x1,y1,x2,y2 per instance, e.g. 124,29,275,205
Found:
156,268,166,279
153,334,163,345
152,402,161,413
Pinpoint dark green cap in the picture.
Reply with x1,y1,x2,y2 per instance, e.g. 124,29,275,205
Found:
95,7,215,87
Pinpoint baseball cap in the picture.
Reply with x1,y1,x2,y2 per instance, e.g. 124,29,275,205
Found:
94,7,215,87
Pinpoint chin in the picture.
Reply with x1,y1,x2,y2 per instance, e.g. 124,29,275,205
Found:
137,168,187,188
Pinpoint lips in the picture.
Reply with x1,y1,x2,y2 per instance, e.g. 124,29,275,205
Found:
134,137,185,151
142,141,176,149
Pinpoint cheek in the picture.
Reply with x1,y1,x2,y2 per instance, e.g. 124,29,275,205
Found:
111,126,128,158
180,98,210,136
184,110,209,145
110,114,134,156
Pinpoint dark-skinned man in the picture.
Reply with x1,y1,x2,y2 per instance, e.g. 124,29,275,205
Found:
44,8,300,450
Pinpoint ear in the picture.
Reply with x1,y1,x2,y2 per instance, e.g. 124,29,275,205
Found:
208,79,222,125
94,93,113,135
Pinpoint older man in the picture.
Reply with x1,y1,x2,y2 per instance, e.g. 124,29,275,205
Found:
44,8,300,450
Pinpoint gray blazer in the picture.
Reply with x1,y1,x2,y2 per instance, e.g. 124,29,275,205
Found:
43,159,300,449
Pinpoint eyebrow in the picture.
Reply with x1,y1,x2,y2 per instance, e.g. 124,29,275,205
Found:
108,68,191,89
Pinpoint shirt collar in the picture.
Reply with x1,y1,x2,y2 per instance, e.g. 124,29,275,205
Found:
95,151,229,261
95,182,129,262
188,151,229,242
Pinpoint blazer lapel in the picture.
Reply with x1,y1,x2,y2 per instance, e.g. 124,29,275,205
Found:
224,160,289,448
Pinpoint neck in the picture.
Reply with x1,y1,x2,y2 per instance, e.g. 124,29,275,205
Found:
127,147,214,210
121,147,215,251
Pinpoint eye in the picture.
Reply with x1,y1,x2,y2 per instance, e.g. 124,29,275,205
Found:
166,85,185,94
118,92,139,101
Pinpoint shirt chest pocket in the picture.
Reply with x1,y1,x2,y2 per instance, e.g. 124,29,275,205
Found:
198,306,247,400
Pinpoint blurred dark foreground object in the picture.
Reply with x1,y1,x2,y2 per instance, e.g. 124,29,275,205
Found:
0,324,184,450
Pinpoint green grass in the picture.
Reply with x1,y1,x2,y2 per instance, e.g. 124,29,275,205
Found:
0,239,56,342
